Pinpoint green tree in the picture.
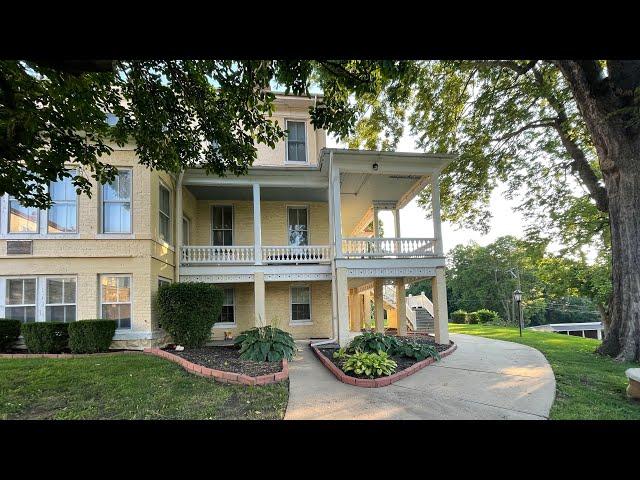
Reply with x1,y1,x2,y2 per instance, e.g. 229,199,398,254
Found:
348,60,639,362
1,60,416,209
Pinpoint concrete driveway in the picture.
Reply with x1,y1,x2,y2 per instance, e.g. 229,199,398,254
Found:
284,333,556,420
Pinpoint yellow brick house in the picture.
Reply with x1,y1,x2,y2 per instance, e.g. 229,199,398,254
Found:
0,94,454,349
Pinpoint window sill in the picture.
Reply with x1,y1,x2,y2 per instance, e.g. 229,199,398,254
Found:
213,323,237,329
95,233,135,239
289,321,313,327
0,233,80,240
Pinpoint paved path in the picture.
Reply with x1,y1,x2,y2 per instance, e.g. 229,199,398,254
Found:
284,333,556,420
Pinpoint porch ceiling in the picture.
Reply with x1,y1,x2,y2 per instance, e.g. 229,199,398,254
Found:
186,185,328,202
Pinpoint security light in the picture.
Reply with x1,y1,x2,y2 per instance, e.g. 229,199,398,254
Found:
372,162,379,171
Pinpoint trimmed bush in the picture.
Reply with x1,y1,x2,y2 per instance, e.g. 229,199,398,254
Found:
22,322,69,353
234,325,296,362
450,310,468,324
68,320,117,353
0,319,21,351
342,351,397,378
475,309,500,324
156,282,224,348
466,312,480,324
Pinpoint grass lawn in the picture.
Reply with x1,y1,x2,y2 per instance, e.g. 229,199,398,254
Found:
450,323,640,420
0,354,288,420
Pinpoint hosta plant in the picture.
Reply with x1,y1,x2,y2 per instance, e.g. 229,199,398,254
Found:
347,332,402,355
333,347,348,360
234,325,296,362
392,341,441,362
342,351,397,378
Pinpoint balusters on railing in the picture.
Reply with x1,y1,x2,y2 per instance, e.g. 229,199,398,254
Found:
342,237,437,258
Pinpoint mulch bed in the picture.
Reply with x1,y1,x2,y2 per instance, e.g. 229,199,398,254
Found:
166,345,282,377
317,335,451,380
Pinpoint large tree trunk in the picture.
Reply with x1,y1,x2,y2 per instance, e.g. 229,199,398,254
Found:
557,60,640,362
598,142,640,361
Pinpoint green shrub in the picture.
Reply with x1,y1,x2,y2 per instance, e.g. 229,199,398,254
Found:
234,325,296,362
450,310,467,324
347,332,402,354
68,320,117,353
466,312,480,324
392,340,441,362
333,347,348,360
0,319,21,351
342,351,397,378
156,282,224,348
475,309,500,324
22,322,69,353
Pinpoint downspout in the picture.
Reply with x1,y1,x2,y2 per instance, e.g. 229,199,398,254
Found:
312,150,339,348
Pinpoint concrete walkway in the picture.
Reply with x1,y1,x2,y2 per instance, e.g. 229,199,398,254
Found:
284,333,556,420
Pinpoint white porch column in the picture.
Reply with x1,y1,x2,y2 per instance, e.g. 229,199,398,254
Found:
431,173,444,256
336,267,351,346
253,183,262,265
373,279,385,333
396,278,407,336
254,271,266,327
331,165,343,258
393,208,401,238
432,267,449,344
373,206,380,237
174,171,184,282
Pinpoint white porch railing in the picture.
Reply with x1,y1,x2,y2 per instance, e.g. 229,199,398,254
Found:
262,245,332,264
342,237,437,258
181,245,255,264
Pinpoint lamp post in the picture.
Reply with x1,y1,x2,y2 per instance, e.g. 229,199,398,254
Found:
513,289,523,337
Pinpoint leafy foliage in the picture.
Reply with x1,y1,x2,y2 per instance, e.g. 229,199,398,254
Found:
347,331,402,354
342,351,397,378
21,322,69,354
450,310,468,324
392,340,441,362
474,309,500,324
68,320,117,354
333,347,348,360
466,312,480,324
1,60,412,208
234,325,296,362
0,319,21,351
156,282,224,348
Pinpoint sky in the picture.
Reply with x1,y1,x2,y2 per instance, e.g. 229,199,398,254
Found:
326,132,527,255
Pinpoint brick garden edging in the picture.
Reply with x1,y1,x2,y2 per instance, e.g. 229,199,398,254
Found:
143,348,288,386
0,351,142,359
311,342,457,388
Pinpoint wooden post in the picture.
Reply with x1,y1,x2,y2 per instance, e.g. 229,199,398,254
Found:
432,267,449,344
431,173,444,256
396,278,407,336
374,279,385,333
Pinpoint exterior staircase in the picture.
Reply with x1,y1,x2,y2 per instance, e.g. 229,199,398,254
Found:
383,285,434,334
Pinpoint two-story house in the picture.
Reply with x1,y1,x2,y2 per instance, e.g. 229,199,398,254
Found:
0,93,454,349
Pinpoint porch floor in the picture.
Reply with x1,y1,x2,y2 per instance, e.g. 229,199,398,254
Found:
284,333,555,420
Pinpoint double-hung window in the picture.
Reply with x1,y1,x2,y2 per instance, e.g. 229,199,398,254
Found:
48,174,77,233
290,286,311,324
182,216,190,245
288,206,308,246
5,278,36,323
8,197,38,233
100,275,132,329
102,169,132,233
211,206,233,246
45,277,76,322
218,287,235,325
286,120,307,163
159,182,171,243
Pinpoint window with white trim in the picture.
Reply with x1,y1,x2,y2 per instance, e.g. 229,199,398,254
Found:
158,277,171,289
217,287,235,324
102,169,132,233
48,174,77,233
291,286,311,324
5,278,36,323
8,197,38,233
286,121,307,163
211,205,232,246
100,275,132,329
159,182,171,243
45,277,76,322
182,216,190,245
288,206,308,246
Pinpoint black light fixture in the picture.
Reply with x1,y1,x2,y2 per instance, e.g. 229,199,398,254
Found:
372,162,379,171
513,289,523,336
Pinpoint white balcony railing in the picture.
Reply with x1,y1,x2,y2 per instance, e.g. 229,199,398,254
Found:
342,237,437,258
181,245,255,264
262,245,332,264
